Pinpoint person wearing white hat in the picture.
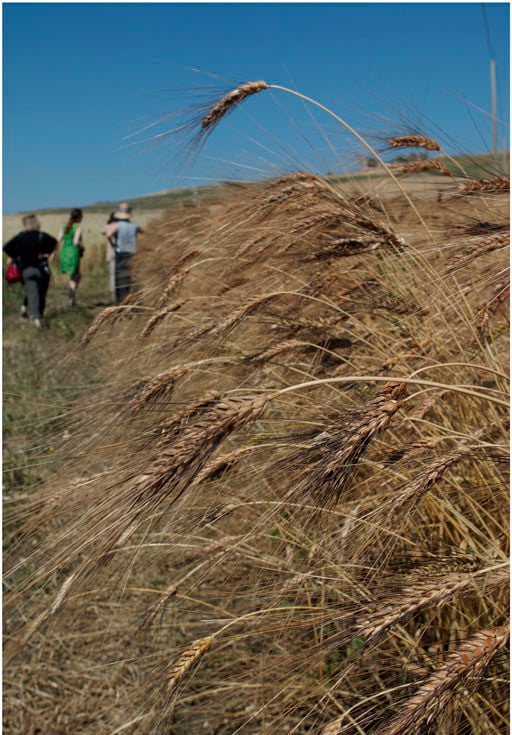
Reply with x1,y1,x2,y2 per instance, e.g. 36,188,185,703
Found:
104,203,144,303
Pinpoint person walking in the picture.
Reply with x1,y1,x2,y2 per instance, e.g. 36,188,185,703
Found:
101,211,118,302
105,203,144,303
58,208,84,306
3,214,57,328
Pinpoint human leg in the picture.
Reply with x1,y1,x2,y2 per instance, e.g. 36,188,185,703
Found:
109,257,116,301
39,269,50,316
68,272,81,305
114,253,132,304
22,267,43,324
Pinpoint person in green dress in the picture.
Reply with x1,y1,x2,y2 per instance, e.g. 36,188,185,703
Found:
58,208,84,305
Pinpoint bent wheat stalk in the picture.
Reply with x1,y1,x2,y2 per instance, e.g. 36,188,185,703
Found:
387,134,441,151
140,298,185,338
394,159,451,176
200,80,433,240
380,625,509,735
166,636,213,696
459,176,510,194
282,382,406,510
354,567,508,643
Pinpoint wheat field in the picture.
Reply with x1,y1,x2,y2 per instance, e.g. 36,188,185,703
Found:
3,84,509,735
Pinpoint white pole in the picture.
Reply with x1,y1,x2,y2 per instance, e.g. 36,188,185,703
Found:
490,59,497,154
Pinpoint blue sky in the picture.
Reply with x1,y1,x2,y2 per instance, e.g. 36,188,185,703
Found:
3,2,510,213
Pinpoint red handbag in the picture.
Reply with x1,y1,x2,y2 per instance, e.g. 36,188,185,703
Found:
5,261,22,284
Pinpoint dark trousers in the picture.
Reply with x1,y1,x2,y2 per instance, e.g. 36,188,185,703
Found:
22,266,50,319
114,252,133,304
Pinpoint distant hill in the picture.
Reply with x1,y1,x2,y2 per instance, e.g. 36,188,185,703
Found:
19,149,510,216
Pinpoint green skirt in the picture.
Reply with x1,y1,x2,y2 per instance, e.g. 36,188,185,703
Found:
60,243,80,275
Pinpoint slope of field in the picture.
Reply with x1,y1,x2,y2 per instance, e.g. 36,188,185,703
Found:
3,165,510,734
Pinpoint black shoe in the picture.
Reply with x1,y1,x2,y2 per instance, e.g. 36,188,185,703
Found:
19,306,28,319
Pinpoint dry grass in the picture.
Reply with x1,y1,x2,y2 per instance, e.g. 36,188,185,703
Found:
3,83,509,735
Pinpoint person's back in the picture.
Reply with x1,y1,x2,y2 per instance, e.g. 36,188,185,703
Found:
115,220,140,255
107,203,144,303
5,229,55,270
3,214,57,327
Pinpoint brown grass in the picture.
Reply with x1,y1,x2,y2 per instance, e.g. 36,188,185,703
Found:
3,88,509,735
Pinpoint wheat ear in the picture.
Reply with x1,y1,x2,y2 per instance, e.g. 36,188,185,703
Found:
201,80,269,130
201,81,434,240
140,298,185,338
355,568,508,642
475,281,510,339
379,625,509,735
394,159,451,175
244,338,308,365
166,636,213,695
459,176,510,194
81,304,137,346
155,270,188,308
94,394,269,561
199,292,276,339
320,623,509,735
285,382,406,509
129,365,190,413
382,443,474,519
446,232,510,274
387,134,441,151
195,445,256,484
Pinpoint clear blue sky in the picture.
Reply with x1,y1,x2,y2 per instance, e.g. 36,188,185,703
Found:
3,2,510,213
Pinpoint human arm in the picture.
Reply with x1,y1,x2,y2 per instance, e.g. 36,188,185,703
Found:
104,222,118,248
73,225,83,247
3,233,22,260
105,222,118,239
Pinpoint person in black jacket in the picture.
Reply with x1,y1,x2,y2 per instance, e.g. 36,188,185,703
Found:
3,214,57,328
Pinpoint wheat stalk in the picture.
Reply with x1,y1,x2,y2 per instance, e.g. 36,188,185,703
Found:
355,568,508,642
459,176,510,194
166,636,213,696
198,292,277,339
81,304,140,346
140,298,185,338
394,159,451,175
201,80,270,130
244,338,308,365
94,394,269,560
283,382,406,509
446,232,509,274
379,625,509,735
128,365,190,413
387,135,441,151
475,281,510,339
200,81,434,239
195,445,256,484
